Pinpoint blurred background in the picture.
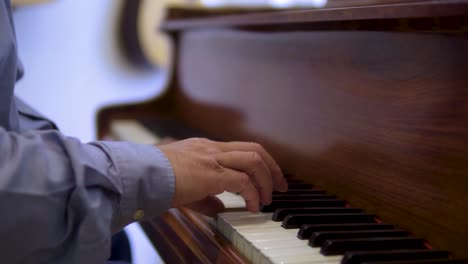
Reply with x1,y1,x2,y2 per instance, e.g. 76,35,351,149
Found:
11,0,326,263
13,1,169,263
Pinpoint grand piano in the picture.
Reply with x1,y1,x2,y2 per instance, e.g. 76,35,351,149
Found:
97,1,468,263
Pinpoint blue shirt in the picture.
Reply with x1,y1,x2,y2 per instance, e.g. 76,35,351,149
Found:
0,1,175,263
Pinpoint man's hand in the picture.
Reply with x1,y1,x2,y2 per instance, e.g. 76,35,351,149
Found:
158,138,288,213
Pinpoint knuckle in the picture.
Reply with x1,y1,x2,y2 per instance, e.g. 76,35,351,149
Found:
190,137,208,146
205,147,219,154
250,151,263,166
204,157,223,171
193,138,219,153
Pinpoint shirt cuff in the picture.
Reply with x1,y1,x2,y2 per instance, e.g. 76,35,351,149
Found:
96,141,175,227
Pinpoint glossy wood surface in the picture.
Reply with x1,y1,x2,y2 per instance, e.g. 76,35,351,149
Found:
140,208,248,264
165,0,466,21
170,29,468,258
163,1,468,31
97,3,468,262
161,0,437,21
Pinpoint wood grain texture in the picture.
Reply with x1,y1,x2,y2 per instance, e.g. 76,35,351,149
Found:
141,208,249,264
172,29,468,258
96,3,468,262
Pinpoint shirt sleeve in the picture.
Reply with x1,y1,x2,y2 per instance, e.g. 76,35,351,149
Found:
0,127,175,263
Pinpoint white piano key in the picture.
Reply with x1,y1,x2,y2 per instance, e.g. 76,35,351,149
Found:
217,212,271,256
217,211,253,239
222,213,276,230
235,228,298,261
235,227,282,248
262,246,342,264
243,230,299,260
229,220,281,243
219,211,318,263
215,191,247,209
270,254,342,264
262,246,318,259
218,212,276,242
229,217,280,228
233,219,302,262
251,238,307,263
243,229,298,242
216,194,341,264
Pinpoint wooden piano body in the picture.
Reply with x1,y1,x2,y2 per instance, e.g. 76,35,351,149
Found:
98,1,468,262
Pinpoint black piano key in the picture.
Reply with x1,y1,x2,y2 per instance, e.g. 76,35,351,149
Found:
288,183,314,189
298,223,395,239
260,199,346,212
272,207,363,221
310,229,409,247
282,213,376,228
272,194,337,201
321,237,427,255
273,189,327,195
361,260,467,264
342,249,450,264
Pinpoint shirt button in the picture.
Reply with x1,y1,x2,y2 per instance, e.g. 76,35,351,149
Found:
133,209,145,221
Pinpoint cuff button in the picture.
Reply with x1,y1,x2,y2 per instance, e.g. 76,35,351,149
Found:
133,209,145,221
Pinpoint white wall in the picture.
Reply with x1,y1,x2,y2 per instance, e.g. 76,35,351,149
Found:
13,0,167,142
12,1,166,263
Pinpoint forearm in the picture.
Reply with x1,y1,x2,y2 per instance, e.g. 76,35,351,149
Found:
0,128,174,263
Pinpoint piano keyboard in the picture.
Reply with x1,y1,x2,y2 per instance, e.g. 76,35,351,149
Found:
215,180,465,264
108,119,466,264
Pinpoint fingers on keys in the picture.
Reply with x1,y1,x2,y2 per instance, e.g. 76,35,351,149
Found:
217,167,260,212
216,141,288,192
216,151,273,205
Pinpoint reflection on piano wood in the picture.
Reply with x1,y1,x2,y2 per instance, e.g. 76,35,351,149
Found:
98,1,468,263
108,120,467,264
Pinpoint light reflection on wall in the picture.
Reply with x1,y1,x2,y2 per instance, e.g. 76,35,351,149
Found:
270,0,327,8
201,0,328,8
